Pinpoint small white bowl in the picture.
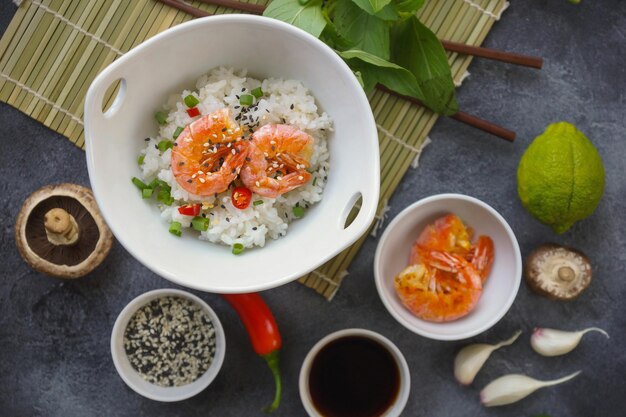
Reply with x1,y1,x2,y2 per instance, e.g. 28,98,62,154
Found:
299,329,410,417
111,289,225,401
374,194,522,341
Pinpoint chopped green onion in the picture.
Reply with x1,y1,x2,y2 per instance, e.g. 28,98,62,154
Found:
239,94,254,106
148,178,161,189
293,206,305,218
312,177,317,186
191,216,210,232
132,177,148,190
137,155,145,165
157,140,173,152
142,188,153,199
155,111,167,125
232,243,244,255
253,200,264,206
169,221,182,237
173,126,184,140
146,179,172,194
184,94,200,108
157,189,174,206
251,87,263,98
158,179,171,192
157,189,167,201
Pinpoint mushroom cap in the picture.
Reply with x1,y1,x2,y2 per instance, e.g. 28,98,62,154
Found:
524,244,592,301
15,183,113,279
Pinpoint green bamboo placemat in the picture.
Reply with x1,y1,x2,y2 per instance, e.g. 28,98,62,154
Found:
0,0,508,299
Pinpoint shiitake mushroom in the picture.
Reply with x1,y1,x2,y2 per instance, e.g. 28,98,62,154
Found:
524,244,592,301
15,183,113,279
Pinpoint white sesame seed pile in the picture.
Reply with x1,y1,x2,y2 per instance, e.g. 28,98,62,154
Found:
123,296,216,387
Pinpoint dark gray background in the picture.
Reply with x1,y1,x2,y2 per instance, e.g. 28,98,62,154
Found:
1,1,624,416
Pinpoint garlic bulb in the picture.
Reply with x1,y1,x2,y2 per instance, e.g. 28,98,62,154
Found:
481,371,581,407
531,327,609,357
454,330,521,385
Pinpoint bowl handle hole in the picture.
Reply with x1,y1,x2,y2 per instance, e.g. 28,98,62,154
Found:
101,78,126,118
341,192,363,230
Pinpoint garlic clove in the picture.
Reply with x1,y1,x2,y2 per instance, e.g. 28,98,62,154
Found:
480,371,581,407
454,344,494,385
454,330,521,385
531,327,609,357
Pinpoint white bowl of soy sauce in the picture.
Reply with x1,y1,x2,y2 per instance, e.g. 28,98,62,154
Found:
299,329,410,417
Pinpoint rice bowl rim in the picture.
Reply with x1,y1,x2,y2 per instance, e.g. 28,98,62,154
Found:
84,15,380,293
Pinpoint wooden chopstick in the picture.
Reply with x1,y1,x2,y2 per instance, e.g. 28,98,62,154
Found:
159,0,209,17
155,0,516,142
441,40,543,69
376,85,515,141
195,0,265,14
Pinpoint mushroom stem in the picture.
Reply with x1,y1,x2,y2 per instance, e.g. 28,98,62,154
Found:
44,208,80,246
558,266,575,282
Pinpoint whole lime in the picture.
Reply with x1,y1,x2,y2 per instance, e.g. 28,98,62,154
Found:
517,122,605,234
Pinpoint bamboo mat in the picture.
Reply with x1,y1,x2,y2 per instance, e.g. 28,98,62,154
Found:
0,0,508,300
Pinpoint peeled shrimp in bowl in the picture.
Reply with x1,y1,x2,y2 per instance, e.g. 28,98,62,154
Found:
374,194,522,341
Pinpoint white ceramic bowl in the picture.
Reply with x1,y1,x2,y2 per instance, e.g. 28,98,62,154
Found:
299,329,410,417
84,15,379,293
374,194,522,341
111,289,226,401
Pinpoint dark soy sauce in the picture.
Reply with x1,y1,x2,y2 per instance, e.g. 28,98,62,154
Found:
308,336,400,417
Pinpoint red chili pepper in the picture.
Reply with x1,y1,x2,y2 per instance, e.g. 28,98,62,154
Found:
178,203,201,216
186,107,200,117
231,186,252,210
222,293,282,412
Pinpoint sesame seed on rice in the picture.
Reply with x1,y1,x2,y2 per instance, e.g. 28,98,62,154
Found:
137,67,331,249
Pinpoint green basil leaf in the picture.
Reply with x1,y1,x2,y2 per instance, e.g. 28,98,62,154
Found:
264,0,326,38
338,49,424,98
356,64,387,94
351,0,392,14
320,8,353,49
334,0,390,59
374,4,400,21
393,0,424,14
390,16,458,115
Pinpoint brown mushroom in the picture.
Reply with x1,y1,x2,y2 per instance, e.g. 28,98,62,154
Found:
524,244,592,301
15,183,113,279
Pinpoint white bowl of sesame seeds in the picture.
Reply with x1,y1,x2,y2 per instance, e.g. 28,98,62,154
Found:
111,288,226,402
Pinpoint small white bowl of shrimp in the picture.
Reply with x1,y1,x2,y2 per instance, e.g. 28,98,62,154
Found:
374,194,522,341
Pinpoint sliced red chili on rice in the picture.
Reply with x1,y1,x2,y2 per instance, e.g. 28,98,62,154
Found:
232,186,252,210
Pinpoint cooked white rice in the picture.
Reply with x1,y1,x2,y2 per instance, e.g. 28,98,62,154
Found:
138,67,332,248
